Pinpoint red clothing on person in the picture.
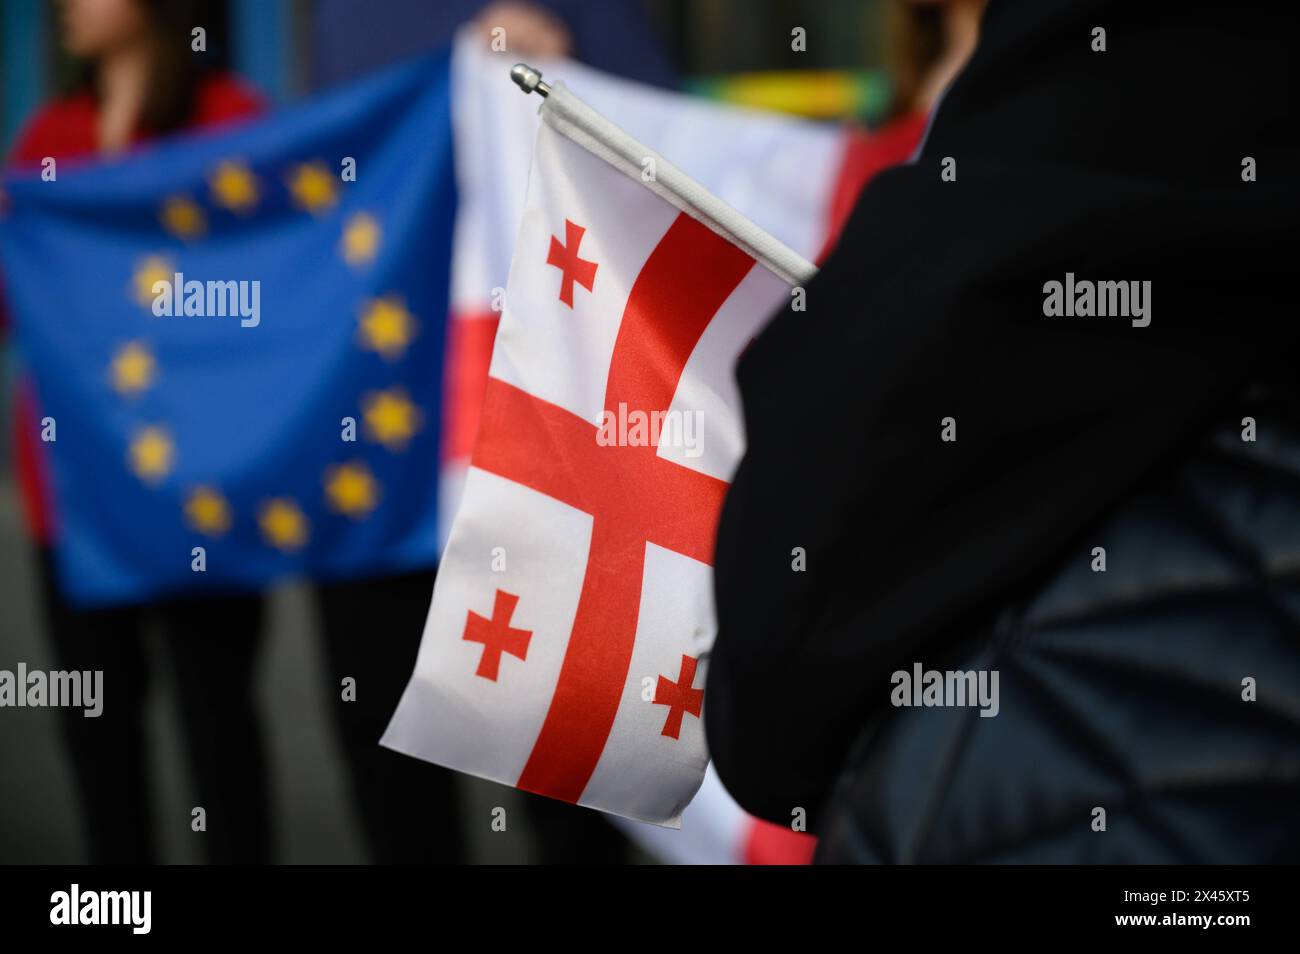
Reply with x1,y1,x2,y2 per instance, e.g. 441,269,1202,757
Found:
819,111,929,262
3,72,263,543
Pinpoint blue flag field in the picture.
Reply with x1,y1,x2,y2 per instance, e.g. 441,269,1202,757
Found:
0,51,456,607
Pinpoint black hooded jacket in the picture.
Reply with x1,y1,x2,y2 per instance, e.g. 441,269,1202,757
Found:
705,0,1297,832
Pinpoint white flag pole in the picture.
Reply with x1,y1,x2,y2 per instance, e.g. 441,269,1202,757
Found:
510,63,818,288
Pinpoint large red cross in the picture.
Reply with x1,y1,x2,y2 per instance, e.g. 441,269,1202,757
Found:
654,654,705,739
546,219,598,308
463,589,533,681
472,212,755,803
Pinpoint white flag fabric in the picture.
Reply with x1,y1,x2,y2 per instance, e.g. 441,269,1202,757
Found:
384,75,816,825
625,763,818,863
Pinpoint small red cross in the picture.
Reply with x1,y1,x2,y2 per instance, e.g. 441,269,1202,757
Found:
463,589,533,681
546,219,597,308
653,654,704,740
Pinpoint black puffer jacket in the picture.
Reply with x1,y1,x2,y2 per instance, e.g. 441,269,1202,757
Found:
704,0,1298,855
817,390,1300,863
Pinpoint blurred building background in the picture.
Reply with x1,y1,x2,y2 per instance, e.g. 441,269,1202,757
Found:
0,0,896,864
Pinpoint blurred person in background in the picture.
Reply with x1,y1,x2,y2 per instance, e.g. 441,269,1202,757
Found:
309,0,674,865
311,0,675,90
2,0,267,864
823,0,985,254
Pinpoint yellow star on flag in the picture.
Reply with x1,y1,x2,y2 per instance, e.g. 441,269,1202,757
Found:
341,212,381,266
160,195,206,240
324,461,381,518
286,161,339,214
357,295,417,360
109,341,157,396
128,426,174,484
210,160,260,213
362,387,422,451
184,486,232,536
132,255,175,307
259,498,309,552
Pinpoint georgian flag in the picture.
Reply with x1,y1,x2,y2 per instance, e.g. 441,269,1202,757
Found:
383,75,817,825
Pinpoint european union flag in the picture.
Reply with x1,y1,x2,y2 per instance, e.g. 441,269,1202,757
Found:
0,51,456,606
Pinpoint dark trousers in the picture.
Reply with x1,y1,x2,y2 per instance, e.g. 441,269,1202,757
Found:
313,567,469,864
313,567,632,865
35,547,270,865
525,792,632,865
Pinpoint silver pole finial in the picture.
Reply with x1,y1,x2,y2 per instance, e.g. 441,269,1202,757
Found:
510,63,551,97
